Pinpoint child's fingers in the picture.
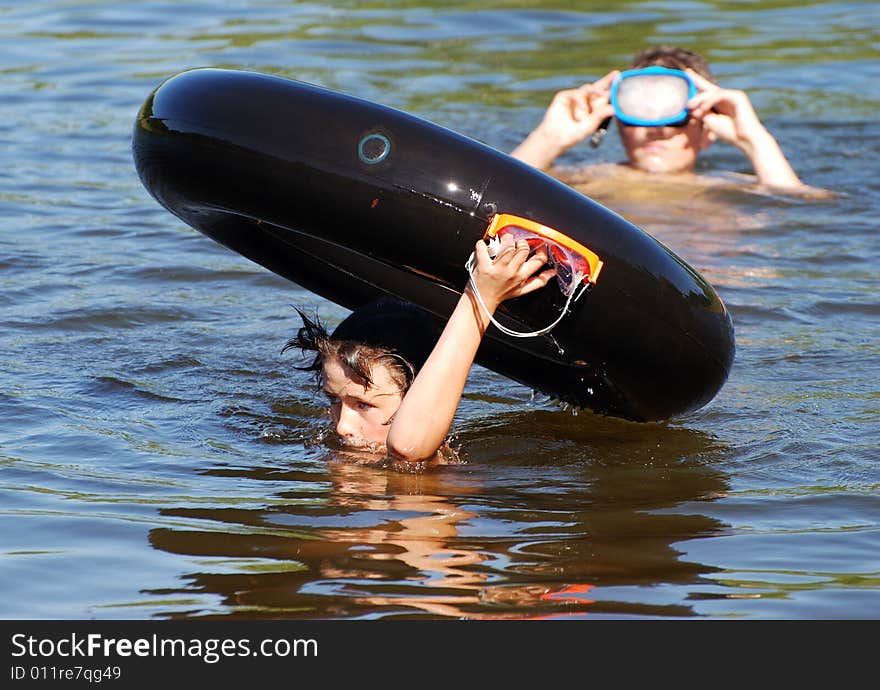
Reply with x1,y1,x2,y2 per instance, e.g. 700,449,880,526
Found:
514,238,531,255
518,267,557,295
529,244,550,265
516,244,550,273
474,234,515,269
497,238,531,267
490,234,517,264
473,237,494,270
474,237,491,258
515,254,555,293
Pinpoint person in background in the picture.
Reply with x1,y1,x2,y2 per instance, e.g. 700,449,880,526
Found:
510,45,804,191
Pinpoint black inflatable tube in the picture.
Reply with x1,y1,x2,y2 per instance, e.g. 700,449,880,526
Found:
133,68,735,422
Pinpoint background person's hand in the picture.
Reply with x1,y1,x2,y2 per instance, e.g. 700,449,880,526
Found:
685,68,767,154
537,72,618,151
685,68,802,188
510,71,618,169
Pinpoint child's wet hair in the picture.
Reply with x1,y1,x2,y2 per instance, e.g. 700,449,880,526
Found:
283,308,416,392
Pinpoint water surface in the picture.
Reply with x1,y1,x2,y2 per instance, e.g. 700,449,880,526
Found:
1,0,878,620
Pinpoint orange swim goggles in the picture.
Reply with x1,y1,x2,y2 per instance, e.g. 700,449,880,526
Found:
484,214,603,292
465,213,604,338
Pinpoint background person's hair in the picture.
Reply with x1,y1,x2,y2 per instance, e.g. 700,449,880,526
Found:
630,45,716,83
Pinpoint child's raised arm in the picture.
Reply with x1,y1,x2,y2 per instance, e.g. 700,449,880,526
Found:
385,235,555,466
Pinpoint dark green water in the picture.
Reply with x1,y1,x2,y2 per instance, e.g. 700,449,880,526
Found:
1,1,878,619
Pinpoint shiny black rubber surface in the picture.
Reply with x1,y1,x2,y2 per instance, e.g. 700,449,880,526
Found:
133,68,734,421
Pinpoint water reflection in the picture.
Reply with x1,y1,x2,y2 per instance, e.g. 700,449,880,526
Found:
147,410,731,619
562,168,806,299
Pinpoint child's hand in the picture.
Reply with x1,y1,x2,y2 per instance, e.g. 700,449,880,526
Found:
468,234,556,313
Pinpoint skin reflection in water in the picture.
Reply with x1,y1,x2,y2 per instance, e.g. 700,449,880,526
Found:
560,164,835,291
147,411,731,619
313,463,500,618
570,167,768,266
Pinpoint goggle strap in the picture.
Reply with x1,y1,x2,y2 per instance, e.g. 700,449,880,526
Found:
464,252,588,339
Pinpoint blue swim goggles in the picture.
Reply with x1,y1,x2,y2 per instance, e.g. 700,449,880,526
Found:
610,66,697,127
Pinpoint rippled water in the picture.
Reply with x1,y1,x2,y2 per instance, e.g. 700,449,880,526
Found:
1,1,878,620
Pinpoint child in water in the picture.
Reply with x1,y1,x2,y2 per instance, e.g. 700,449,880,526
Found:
285,234,555,471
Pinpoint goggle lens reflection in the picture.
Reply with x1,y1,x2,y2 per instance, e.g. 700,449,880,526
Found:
610,67,696,127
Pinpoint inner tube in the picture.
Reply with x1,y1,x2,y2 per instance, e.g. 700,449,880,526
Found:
132,68,735,422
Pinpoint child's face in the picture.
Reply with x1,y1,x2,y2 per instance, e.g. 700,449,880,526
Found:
322,356,405,451
618,117,707,174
